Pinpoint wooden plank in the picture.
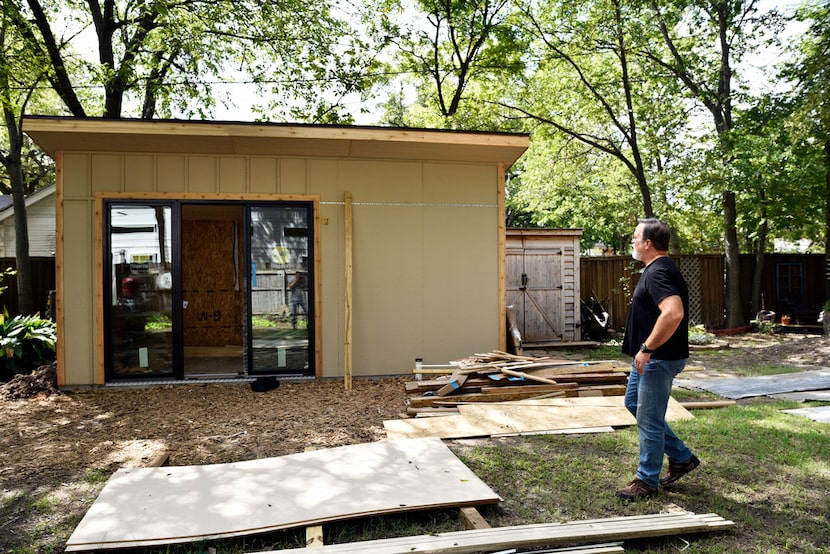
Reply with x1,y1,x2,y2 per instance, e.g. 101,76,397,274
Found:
408,384,579,408
65,438,500,551
500,368,559,385
459,507,490,530
306,525,324,548
457,403,636,435
385,397,692,440
436,372,468,396
255,512,732,553
146,450,170,468
680,400,737,409
480,384,571,395
576,385,627,396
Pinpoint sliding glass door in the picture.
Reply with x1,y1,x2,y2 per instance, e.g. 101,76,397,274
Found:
248,205,313,375
104,200,314,381
106,203,175,379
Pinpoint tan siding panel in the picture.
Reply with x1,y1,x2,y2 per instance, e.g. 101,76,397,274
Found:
62,154,90,199
188,156,217,193
312,161,342,378
280,159,308,194
219,157,246,193
350,202,424,375
423,207,499,361
340,160,421,203
310,159,340,200
125,155,155,192
249,158,278,193
62,199,96,385
157,156,186,192
91,155,122,193
423,163,495,204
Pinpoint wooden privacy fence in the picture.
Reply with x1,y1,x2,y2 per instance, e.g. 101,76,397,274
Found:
580,255,726,331
0,253,823,332
0,257,56,318
581,253,826,332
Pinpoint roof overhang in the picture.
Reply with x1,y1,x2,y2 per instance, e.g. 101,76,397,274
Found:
23,117,529,167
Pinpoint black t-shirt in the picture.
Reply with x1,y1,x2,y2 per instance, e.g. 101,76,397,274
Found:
622,256,689,360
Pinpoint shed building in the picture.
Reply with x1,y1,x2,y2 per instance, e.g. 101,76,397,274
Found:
506,228,582,345
23,117,529,386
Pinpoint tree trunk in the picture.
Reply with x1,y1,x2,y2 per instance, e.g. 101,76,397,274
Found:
723,190,743,328
2,104,35,315
825,139,830,303
750,188,768,317
9,157,34,315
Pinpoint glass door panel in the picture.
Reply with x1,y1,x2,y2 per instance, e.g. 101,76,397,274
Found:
249,205,312,375
181,204,245,378
107,204,174,378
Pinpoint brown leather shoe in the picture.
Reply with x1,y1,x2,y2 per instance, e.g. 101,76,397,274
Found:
616,478,657,501
660,454,700,486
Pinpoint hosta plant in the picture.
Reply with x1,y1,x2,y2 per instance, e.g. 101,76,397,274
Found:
0,312,57,381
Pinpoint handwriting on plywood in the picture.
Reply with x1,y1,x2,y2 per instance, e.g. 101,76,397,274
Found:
196,310,222,322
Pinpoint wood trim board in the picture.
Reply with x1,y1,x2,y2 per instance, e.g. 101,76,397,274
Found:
252,511,732,553
64,437,501,551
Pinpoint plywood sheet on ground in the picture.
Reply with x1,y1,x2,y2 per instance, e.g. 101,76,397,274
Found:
780,406,830,423
384,397,692,440
675,369,830,399
770,390,830,401
65,437,500,551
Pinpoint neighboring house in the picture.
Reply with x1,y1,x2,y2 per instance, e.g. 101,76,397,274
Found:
0,183,56,257
23,117,530,387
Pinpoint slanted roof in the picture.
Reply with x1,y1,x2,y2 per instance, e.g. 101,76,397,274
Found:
23,117,529,167
0,183,56,223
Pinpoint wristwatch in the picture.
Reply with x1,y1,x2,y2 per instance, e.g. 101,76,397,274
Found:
639,342,655,354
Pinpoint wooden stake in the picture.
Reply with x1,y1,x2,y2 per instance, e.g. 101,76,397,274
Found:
499,368,558,385
680,400,736,409
344,192,353,392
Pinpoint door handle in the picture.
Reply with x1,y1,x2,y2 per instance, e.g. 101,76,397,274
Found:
520,273,528,290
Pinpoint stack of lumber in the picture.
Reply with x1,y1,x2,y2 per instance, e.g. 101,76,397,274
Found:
406,351,630,416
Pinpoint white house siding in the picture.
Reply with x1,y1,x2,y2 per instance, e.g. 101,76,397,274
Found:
0,186,56,258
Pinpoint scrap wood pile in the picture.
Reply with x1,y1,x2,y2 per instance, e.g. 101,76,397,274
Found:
405,351,629,417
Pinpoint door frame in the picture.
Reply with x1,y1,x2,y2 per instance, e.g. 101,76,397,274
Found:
98,193,321,383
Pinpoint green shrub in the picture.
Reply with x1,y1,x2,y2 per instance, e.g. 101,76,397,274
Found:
0,312,57,381
688,323,716,345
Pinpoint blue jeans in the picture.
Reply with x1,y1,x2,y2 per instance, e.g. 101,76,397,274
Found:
624,358,694,488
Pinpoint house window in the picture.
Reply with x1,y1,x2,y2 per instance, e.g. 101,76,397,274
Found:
775,262,803,302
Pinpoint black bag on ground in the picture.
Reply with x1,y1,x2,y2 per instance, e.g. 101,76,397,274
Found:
251,376,280,392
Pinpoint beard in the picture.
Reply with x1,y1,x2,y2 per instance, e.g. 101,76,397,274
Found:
632,248,642,261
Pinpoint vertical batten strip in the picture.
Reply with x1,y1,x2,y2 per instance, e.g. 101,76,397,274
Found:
344,192,353,391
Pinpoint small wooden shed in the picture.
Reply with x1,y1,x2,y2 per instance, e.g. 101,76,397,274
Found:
23,117,529,386
506,228,582,345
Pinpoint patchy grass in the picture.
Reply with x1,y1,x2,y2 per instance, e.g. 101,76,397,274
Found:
107,399,830,554
3,335,829,553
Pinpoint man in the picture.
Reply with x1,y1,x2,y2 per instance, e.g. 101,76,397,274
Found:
288,270,307,330
616,218,700,501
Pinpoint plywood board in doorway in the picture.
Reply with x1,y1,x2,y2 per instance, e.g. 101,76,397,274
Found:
182,219,243,346
64,437,500,551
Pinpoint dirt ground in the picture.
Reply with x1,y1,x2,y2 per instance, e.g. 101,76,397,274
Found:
1,332,828,551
